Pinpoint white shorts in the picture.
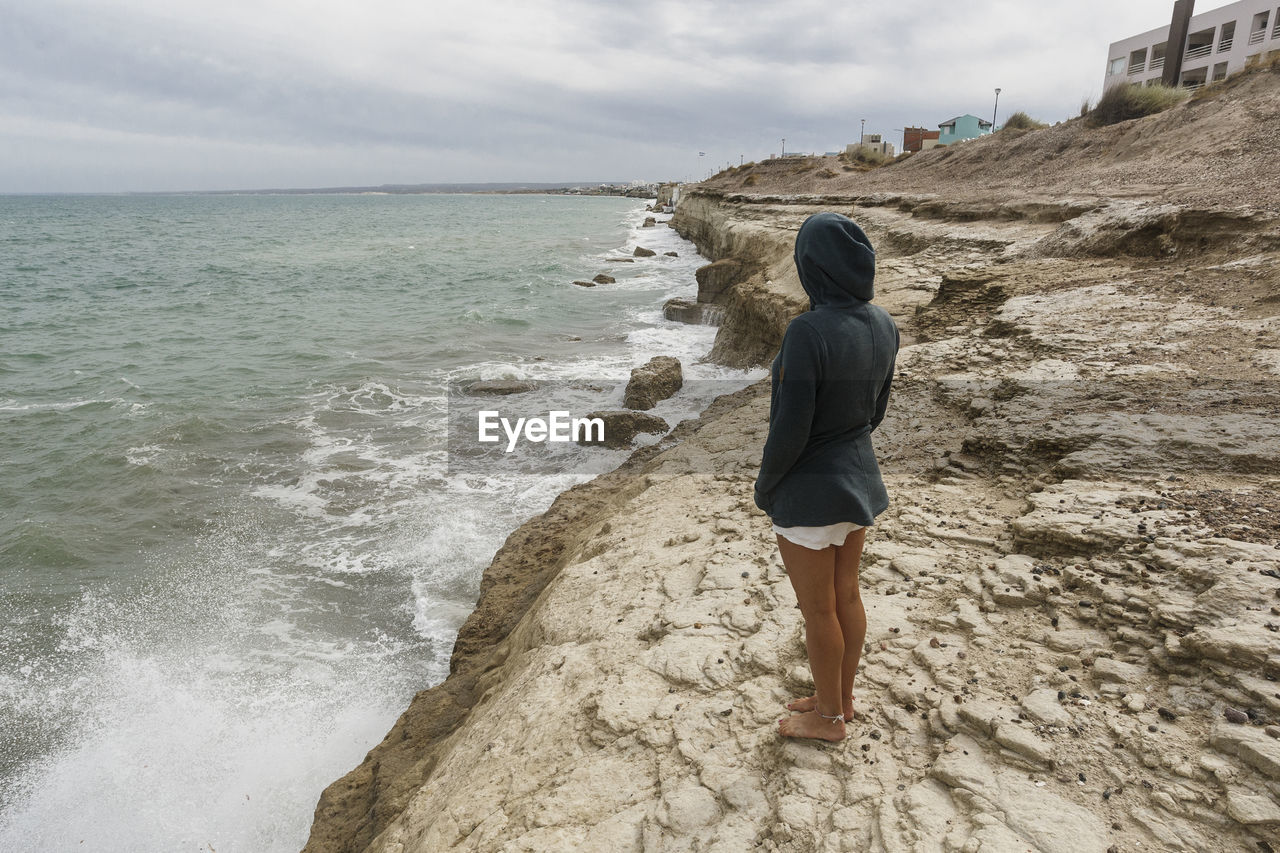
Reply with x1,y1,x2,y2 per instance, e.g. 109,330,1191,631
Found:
772,521,865,550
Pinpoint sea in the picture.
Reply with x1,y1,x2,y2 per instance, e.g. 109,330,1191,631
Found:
0,192,754,852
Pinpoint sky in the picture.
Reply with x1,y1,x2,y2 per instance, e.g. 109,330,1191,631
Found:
1,0,1200,192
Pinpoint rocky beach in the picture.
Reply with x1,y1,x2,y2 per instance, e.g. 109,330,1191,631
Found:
305,68,1280,852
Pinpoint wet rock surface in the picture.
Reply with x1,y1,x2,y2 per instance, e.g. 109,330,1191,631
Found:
578,410,669,449
623,356,683,411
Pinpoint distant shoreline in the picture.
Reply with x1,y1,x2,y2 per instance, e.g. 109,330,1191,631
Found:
1,182,672,198
175,181,664,198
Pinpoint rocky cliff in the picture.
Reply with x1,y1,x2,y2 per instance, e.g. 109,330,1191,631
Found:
305,69,1280,853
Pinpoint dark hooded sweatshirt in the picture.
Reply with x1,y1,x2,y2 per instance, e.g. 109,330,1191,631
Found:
753,212,899,528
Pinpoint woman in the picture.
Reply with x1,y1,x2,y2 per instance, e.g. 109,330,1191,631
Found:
754,212,899,742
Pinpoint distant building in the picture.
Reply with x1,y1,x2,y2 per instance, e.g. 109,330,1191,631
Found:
903,126,941,152
937,115,993,146
848,134,896,158
1105,1,1280,90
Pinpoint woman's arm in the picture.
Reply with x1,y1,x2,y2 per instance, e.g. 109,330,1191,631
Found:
755,321,823,504
870,324,900,432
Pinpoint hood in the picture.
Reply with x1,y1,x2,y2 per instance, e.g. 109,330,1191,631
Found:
793,212,876,309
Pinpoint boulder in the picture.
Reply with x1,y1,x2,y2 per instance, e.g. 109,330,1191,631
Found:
664,251,678,257
592,273,615,284
577,410,668,448
572,280,596,288
694,258,747,304
466,379,538,395
623,356,683,410
633,247,656,258
663,298,705,324
642,217,657,228
663,298,723,326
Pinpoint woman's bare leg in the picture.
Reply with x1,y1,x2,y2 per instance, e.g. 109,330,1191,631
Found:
775,535,846,741
786,528,866,719
834,528,867,709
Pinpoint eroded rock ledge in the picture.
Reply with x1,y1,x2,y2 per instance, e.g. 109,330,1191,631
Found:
309,86,1280,850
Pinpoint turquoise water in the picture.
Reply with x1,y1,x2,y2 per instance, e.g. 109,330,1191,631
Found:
0,193,744,851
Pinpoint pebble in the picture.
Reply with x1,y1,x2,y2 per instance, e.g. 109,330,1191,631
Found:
1223,707,1249,724
1266,726,1280,739
1157,707,1177,722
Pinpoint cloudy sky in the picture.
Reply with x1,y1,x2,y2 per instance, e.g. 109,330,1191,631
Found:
3,0,1190,192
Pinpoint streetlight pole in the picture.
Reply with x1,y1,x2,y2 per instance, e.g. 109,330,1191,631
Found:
860,118,866,146
781,138,785,157
992,88,1002,133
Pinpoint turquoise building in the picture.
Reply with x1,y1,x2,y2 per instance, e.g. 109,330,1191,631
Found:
937,114,994,145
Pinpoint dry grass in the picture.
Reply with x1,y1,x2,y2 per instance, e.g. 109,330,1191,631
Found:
1001,111,1048,131
849,147,889,168
1089,83,1188,126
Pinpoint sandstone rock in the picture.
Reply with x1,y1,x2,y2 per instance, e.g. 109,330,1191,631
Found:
577,410,668,448
633,246,656,257
658,784,720,833
1093,657,1146,684
694,258,747,305
1209,721,1280,780
1225,790,1280,826
572,280,596,288
1022,688,1073,727
465,379,538,395
624,356,683,410
642,217,656,228
592,273,616,284
664,298,715,325
994,723,1054,765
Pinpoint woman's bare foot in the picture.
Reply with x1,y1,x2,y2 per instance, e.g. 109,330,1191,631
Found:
786,695,854,719
777,710,846,742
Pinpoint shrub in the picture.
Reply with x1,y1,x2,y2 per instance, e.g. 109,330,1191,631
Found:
1001,111,1048,131
1089,83,1188,126
743,174,759,187
817,168,838,179
849,147,889,167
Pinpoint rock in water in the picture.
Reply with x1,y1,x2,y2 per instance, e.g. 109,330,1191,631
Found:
576,410,668,448
663,298,707,324
592,273,615,284
642,217,656,227
623,356,683,410
465,379,538,395
572,280,596,288
633,246,656,257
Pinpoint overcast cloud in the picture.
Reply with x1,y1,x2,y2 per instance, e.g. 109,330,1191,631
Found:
1,0,1189,192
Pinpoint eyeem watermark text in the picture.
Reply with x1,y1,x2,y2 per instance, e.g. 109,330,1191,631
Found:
478,410,604,452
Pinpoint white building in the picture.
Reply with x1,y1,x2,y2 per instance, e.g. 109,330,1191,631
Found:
847,134,896,158
1105,1,1280,90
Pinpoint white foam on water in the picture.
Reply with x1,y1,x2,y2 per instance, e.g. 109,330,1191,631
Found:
0,548,427,853
0,643,407,852
1,195,764,853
